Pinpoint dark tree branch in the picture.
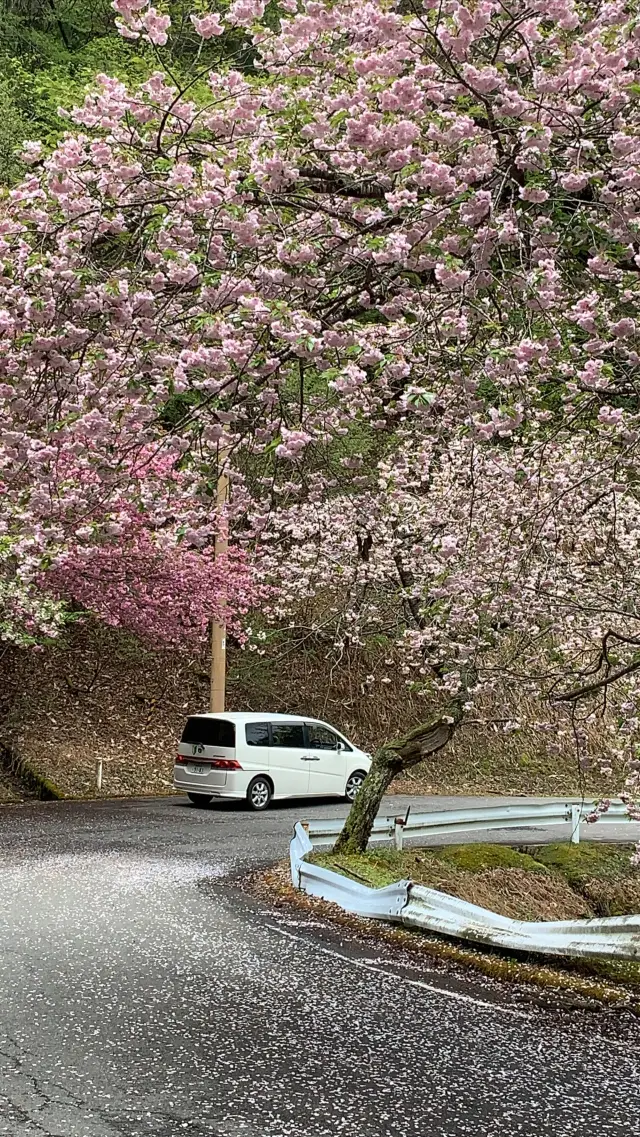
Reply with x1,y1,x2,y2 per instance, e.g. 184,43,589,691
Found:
554,657,640,703
297,166,387,200
393,552,427,632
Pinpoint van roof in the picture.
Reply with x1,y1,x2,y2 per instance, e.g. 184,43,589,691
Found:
185,712,314,723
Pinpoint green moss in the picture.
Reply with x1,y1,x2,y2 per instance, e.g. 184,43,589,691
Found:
528,841,637,885
3,749,64,801
430,843,549,873
575,955,640,987
314,842,639,896
311,842,553,894
311,849,406,889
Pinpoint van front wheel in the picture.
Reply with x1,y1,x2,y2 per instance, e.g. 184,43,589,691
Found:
187,793,212,807
247,777,272,812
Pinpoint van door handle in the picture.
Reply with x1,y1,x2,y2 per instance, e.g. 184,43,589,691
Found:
300,754,320,761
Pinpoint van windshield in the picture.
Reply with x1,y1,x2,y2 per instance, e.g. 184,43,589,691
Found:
181,718,235,747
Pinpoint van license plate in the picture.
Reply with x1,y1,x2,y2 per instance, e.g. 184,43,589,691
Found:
189,764,210,775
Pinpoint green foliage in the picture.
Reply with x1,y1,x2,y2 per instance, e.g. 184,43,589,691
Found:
0,8,156,178
0,79,30,183
0,0,113,63
0,0,251,184
159,390,203,430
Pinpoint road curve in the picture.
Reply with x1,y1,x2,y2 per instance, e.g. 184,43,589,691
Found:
0,794,638,1137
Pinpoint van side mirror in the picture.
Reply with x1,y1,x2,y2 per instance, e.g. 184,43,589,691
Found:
336,740,343,751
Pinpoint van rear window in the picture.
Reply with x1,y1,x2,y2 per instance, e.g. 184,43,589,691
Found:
181,718,235,747
246,723,270,747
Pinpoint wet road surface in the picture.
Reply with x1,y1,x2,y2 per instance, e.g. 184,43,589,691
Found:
0,794,638,1136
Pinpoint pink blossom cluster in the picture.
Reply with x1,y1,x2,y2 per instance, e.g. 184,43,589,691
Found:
45,520,262,646
112,0,171,43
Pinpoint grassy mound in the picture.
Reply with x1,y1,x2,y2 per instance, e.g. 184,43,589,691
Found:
430,843,547,873
528,840,635,883
524,842,640,917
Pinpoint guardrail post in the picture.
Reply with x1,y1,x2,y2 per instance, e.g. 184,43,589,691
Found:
394,817,405,852
95,758,103,792
570,804,581,844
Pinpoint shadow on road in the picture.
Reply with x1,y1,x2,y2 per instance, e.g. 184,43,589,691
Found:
174,794,346,814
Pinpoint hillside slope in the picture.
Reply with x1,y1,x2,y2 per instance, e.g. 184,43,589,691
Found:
0,623,621,802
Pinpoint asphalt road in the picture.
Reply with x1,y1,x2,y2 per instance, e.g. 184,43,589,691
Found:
0,793,639,1137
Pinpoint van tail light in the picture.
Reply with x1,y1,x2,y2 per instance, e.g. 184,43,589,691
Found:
175,755,242,770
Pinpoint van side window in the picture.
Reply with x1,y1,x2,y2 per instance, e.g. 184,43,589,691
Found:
306,724,339,750
246,723,270,747
270,723,305,748
181,718,235,747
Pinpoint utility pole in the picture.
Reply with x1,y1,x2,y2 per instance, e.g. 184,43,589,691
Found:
210,453,229,713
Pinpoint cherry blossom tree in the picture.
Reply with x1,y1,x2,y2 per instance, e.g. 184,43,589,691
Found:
257,432,640,850
0,431,259,643
2,0,640,835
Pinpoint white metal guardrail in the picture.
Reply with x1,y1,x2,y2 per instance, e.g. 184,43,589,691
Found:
301,799,635,850
290,801,640,962
402,886,640,961
290,823,410,919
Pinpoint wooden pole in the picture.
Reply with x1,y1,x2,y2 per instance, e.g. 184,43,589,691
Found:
210,454,229,713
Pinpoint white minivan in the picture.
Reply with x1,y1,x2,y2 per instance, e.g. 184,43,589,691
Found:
174,712,372,810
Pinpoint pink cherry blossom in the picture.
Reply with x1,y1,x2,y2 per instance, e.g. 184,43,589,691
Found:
190,12,224,37
141,7,171,44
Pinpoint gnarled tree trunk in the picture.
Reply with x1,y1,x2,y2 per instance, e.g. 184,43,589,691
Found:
334,702,464,854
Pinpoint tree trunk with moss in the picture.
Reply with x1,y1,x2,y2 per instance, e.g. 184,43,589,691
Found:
334,702,465,855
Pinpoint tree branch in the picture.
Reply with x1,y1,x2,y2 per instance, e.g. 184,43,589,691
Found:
554,657,640,703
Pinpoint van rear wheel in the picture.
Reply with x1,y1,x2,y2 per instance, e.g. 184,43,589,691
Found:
246,777,272,812
345,771,366,803
187,793,212,807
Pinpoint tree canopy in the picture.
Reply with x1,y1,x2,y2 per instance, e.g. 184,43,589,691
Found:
1,0,640,827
